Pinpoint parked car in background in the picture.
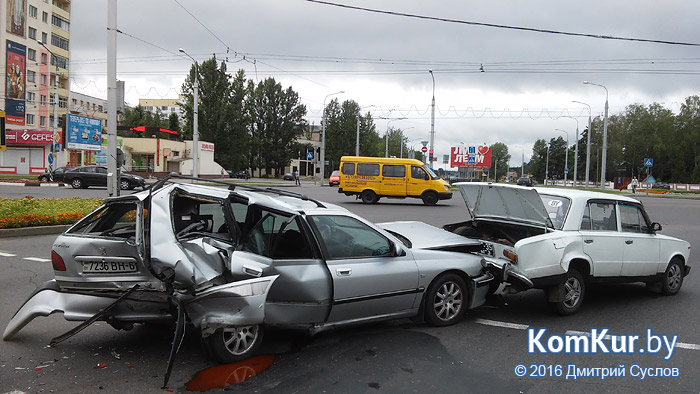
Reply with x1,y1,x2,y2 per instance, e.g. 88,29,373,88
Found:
653,182,671,189
37,166,72,182
283,173,295,181
229,170,250,180
516,176,534,187
63,165,146,190
4,174,528,376
444,182,691,315
329,170,340,186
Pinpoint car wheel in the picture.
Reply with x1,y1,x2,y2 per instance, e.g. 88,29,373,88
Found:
424,273,468,327
552,269,585,316
661,258,684,295
70,178,84,189
204,325,264,364
119,180,132,190
38,175,48,182
360,190,378,204
421,191,438,206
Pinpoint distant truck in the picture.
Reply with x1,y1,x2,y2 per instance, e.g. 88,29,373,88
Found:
338,156,452,205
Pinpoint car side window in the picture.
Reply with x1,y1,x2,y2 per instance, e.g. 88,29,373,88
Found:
580,204,592,230
242,209,311,259
382,164,406,177
357,163,379,176
310,215,391,259
342,163,355,175
588,202,617,231
96,167,107,174
620,204,649,233
172,193,230,241
411,166,426,179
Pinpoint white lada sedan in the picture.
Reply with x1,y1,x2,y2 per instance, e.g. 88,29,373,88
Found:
444,183,692,315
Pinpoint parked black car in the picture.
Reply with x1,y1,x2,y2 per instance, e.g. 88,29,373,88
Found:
283,173,295,181
63,166,146,190
653,182,671,189
516,176,534,187
37,166,73,182
229,170,250,180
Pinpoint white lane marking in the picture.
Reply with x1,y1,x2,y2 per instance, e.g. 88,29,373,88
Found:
474,318,529,330
0,251,17,257
23,257,50,262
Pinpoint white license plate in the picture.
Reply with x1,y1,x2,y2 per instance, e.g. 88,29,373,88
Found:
82,260,138,273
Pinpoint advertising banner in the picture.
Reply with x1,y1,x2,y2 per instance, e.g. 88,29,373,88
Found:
6,0,26,37
66,114,103,151
5,40,26,125
5,129,53,145
450,145,492,168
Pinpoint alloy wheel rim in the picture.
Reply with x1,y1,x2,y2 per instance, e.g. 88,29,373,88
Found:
563,277,581,308
434,281,463,321
667,264,682,290
222,325,258,356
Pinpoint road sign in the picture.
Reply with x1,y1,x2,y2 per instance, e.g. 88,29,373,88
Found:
48,153,54,164
306,151,313,160
421,146,428,153
565,167,569,173
644,158,653,167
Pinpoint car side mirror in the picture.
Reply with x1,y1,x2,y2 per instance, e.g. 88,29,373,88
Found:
651,222,662,232
391,241,405,257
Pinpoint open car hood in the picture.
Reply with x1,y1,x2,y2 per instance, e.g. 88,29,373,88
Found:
454,182,554,229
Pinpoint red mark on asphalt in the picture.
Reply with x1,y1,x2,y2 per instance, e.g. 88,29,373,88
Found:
185,355,275,392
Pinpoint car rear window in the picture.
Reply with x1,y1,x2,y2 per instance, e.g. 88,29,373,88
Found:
341,163,355,175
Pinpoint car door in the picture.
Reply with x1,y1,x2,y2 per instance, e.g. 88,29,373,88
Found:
579,200,625,277
380,164,407,196
407,165,429,197
309,214,419,323
95,166,109,186
619,203,660,276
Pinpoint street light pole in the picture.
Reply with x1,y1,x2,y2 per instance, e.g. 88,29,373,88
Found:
511,146,524,177
572,100,592,188
179,48,199,178
399,127,414,158
584,81,609,191
562,116,579,186
428,70,435,164
38,41,60,177
555,128,569,186
545,143,550,185
321,91,344,186
384,118,404,157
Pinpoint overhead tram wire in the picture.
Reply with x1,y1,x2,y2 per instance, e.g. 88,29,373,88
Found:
304,0,700,47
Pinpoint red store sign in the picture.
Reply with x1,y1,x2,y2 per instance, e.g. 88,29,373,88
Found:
5,130,54,145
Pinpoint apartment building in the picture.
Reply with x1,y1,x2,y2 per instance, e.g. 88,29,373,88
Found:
1,0,71,175
139,97,183,122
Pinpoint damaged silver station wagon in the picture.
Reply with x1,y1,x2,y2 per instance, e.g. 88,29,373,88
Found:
3,175,531,386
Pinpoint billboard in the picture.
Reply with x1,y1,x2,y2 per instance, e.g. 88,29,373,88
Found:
4,129,53,145
66,114,103,151
5,40,26,125
450,145,492,168
6,0,26,37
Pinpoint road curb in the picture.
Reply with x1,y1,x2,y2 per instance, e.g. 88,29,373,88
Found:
0,224,71,238
0,182,65,187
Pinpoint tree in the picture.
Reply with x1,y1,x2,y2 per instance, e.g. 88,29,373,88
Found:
489,142,510,181
248,77,307,176
323,99,381,171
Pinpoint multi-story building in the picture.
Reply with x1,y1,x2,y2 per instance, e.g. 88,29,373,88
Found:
1,0,71,175
139,97,182,122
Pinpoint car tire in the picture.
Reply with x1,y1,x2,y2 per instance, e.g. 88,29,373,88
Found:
70,178,84,189
551,269,585,316
360,190,378,204
660,258,684,295
424,273,468,327
38,175,49,182
204,325,264,364
421,191,438,206
119,180,132,190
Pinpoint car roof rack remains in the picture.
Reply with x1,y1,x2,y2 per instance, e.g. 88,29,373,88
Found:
149,173,326,208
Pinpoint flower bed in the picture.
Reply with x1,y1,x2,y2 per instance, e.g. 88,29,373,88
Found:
0,196,102,229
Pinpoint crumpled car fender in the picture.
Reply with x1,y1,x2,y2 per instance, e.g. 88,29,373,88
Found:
185,275,278,338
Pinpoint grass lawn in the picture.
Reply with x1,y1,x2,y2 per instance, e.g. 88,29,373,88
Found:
0,196,102,229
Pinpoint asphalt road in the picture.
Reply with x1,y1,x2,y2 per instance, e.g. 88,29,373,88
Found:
0,183,698,393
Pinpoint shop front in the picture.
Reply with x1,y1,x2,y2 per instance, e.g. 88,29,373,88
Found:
0,129,54,175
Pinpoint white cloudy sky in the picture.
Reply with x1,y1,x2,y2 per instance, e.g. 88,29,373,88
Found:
69,0,700,168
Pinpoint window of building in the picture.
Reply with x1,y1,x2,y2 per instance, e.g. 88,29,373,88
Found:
72,98,77,105
27,48,36,61
59,97,67,108
41,32,48,44
41,74,47,85
40,116,46,127
29,5,38,18
51,34,69,51
42,11,48,23
40,95,47,106
27,92,36,104
51,54,69,70
161,106,168,110
51,15,70,31
27,114,35,125
27,70,36,83
29,27,37,39
98,105,104,112
41,53,48,64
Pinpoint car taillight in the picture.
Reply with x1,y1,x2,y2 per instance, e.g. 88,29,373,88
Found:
51,250,66,271
503,249,518,264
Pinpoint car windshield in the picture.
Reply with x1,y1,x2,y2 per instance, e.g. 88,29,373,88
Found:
331,171,339,177
539,194,571,230
422,165,439,180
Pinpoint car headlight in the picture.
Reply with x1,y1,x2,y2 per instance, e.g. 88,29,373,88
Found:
444,185,451,191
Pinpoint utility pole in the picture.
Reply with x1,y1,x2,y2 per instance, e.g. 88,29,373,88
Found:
107,0,118,196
